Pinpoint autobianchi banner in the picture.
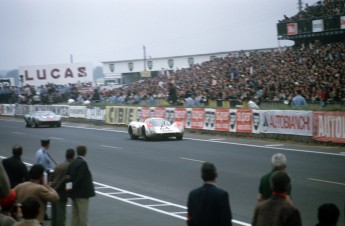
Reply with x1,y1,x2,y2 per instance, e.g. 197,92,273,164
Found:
313,111,345,143
259,110,313,136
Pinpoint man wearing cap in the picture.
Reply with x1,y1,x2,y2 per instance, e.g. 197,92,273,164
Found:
35,139,56,221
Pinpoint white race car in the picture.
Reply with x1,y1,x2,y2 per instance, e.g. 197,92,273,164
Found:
24,111,62,128
128,117,184,141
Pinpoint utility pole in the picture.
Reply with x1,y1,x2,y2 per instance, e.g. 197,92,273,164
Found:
298,0,303,12
70,54,74,63
143,45,147,71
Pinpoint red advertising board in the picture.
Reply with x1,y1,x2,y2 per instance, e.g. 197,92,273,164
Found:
236,109,253,133
215,109,230,131
153,107,165,118
313,111,345,143
140,107,151,121
174,108,187,124
191,108,205,130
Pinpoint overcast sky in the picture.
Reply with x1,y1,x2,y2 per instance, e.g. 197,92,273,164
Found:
0,0,317,70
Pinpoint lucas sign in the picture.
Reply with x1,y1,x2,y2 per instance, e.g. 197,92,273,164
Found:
19,63,93,86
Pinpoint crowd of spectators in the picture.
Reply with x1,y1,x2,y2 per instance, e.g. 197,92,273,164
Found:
1,39,345,108
280,0,345,23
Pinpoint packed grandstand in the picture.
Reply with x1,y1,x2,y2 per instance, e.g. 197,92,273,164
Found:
0,0,344,109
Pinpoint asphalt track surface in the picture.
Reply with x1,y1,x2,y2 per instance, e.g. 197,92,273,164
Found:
0,118,344,226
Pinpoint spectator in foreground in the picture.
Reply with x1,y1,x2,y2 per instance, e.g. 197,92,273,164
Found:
13,197,41,226
0,189,21,226
257,153,292,204
187,162,232,226
252,171,302,226
2,145,29,188
316,203,340,226
51,148,75,226
0,162,10,198
14,164,59,225
67,145,95,226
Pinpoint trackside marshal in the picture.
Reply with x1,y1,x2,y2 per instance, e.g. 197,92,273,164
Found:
19,63,93,86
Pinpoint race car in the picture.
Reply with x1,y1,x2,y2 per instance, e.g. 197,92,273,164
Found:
24,111,62,128
128,117,184,140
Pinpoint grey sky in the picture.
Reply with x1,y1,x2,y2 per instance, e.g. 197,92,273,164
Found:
0,0,316,70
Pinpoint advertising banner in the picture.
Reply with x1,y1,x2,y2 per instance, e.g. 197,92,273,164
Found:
191,108,205,130
174,108,187,126
165,107,175,124
153,107,166,118
1,104,16,116
214,109,230,132
341,16,345,29
252,110,261,134
140,107,151,121
229,109,237,132
312,19,324,32
313,111,345,143
236,109,253,133
69,106,87,118
0,78,15,87
204,108,215,131
19,63,93,86
287,23,298,35
260,110,312,136
105,106,137,124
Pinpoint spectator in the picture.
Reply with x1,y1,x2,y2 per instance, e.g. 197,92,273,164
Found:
187,162,232,226
14,164,59,225
316,203,340,226
0,189,21,226
67,145,95,226
0,162,10,198
291,90,308,108
13,197,41,226
35,139,55,173
50,148,75,226
252,171,302,226
2,145,29,188
257,153,292,204
248,96,260,109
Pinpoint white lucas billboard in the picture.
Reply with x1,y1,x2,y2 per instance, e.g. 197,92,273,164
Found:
19,63,93,86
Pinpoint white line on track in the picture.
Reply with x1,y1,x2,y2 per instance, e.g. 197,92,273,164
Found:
49,137,65,140
11,132,24,134
264,144,284,147
180,157,205,163
209,138,225,141
100,145,123,149
308,178,345,186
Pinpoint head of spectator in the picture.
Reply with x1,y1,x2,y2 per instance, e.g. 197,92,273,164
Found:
271,153,287,171
76,145,87,157
12,145,23,158
20,196,40,220
317,203,340,226
66,148,75,161
40,139,50,149
270,171,290,194
0,189,16,212
29,164,44,182
201,162,217,182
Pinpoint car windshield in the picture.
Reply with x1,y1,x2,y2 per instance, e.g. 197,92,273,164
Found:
149,119,170,127
35,111,55,117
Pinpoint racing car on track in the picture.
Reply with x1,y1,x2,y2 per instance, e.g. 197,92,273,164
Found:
24,111,62,128
128,117,184,140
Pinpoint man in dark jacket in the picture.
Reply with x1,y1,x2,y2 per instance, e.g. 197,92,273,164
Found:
252,171,302,226
67,145,95,226
2,145,29,188
187,162,232,226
